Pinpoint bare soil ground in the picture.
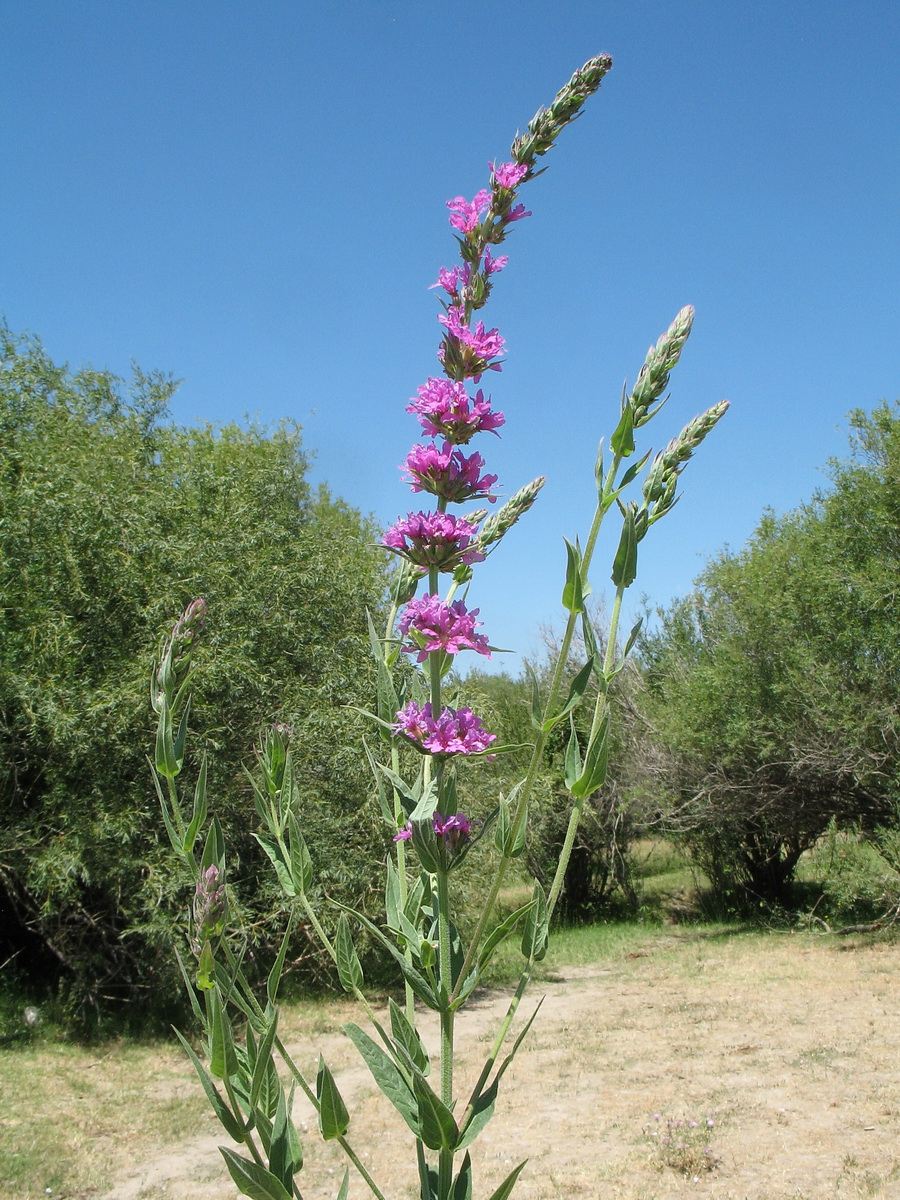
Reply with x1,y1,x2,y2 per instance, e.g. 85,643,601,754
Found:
88,929,900,1200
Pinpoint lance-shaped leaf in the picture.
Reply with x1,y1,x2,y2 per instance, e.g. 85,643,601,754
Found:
254,832,295,897
200,816,225,872
155,708,178,779
343,1022,419,1135
561,537,591,615
316,1057,349,1141
368,610,401,733
266,913,297,1007
250,1005,280,1111
521,881,549,962
609,392,635,458
477,897,535,974
336,914,364,993
542,656,596,732
564,717,582,792
184,754,208,854
209,986,240,1080
570,710,610,799
268,1086,303,1191
487,1160,528,1200
526,663,543,731
388,997,430,1075
452,1153,474,1200
335,1168,350,1200
610,504,638,589
412,1072,459,1151
364,739,395,827
288,818,312,895
174,1028,245,1142
332,904,438,1009
456,1077,499,1152
197,939,216,992
219,1147,293,1200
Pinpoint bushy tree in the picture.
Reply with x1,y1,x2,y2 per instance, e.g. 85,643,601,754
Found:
638,403,900,908
0,325,389,1026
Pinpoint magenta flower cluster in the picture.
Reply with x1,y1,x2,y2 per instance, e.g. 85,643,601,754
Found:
402,442,498,503
392,702,496,757
398,594,491,662
394,811,473,852
383,159,533,762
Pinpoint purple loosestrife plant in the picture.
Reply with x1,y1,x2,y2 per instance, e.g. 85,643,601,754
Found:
152,54,730,1200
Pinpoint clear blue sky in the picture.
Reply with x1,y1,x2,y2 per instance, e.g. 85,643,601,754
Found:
3,2,899,672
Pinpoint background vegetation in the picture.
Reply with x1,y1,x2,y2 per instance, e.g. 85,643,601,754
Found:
0,325,389,1030
3,319,899,1032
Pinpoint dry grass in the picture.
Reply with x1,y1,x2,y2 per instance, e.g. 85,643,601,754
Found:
3,930,900,1200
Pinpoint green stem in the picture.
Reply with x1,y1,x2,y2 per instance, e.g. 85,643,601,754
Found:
436,868,455,1200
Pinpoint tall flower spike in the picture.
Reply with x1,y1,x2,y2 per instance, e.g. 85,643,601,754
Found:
631,306,694,426
510,54,613,168
641,400,731,527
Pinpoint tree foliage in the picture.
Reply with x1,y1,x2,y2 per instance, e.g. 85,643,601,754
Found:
0,325,388,1026
638,402,900,907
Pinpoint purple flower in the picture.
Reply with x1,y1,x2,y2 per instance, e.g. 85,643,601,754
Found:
401,441,498,503
382,511,485,570
393,810,473,854
406,378,505,444
392,701,496,757
430,264,471,296
447,189,492,234
398,594,492,662
489,160,529,190
438,306,506,378
483,248,508,276
506,202,532,223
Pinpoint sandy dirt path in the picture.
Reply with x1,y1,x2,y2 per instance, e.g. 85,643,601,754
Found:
97,932,900,1200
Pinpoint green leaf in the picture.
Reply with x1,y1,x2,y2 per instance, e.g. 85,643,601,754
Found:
268,1086,303,1191
332,903,438,1009
610,504,638,589
364,739,395,826
155,709,177,779
197,939,215,991
543,656,596,731
521,881,549,962
253,832,295,897
343,1022,419,1134
594,437,604,494
561,537,591,615
316,1057,350,1141
266,913,296,1006
184,754,208,854
173,1028,245,1142
412,1073,459,1151
335,1168,350,1200
250,1005,280,1112
478,898,535,973
526,664,543,731
288,818,312,894
451,1152,473,1200
457,1078,498,1151
388,997,430,1075
219,1147,293,1200
173,698,191,773
201,816,225,872
571,711,610,799
564,718,582,791
209,986,240,1080
336,914,364,993
486,1160,528,1200
609,398,635,458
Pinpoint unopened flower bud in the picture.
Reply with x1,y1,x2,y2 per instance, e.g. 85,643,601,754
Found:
475,476,545,553
631,307,694,425
192,863,227,951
